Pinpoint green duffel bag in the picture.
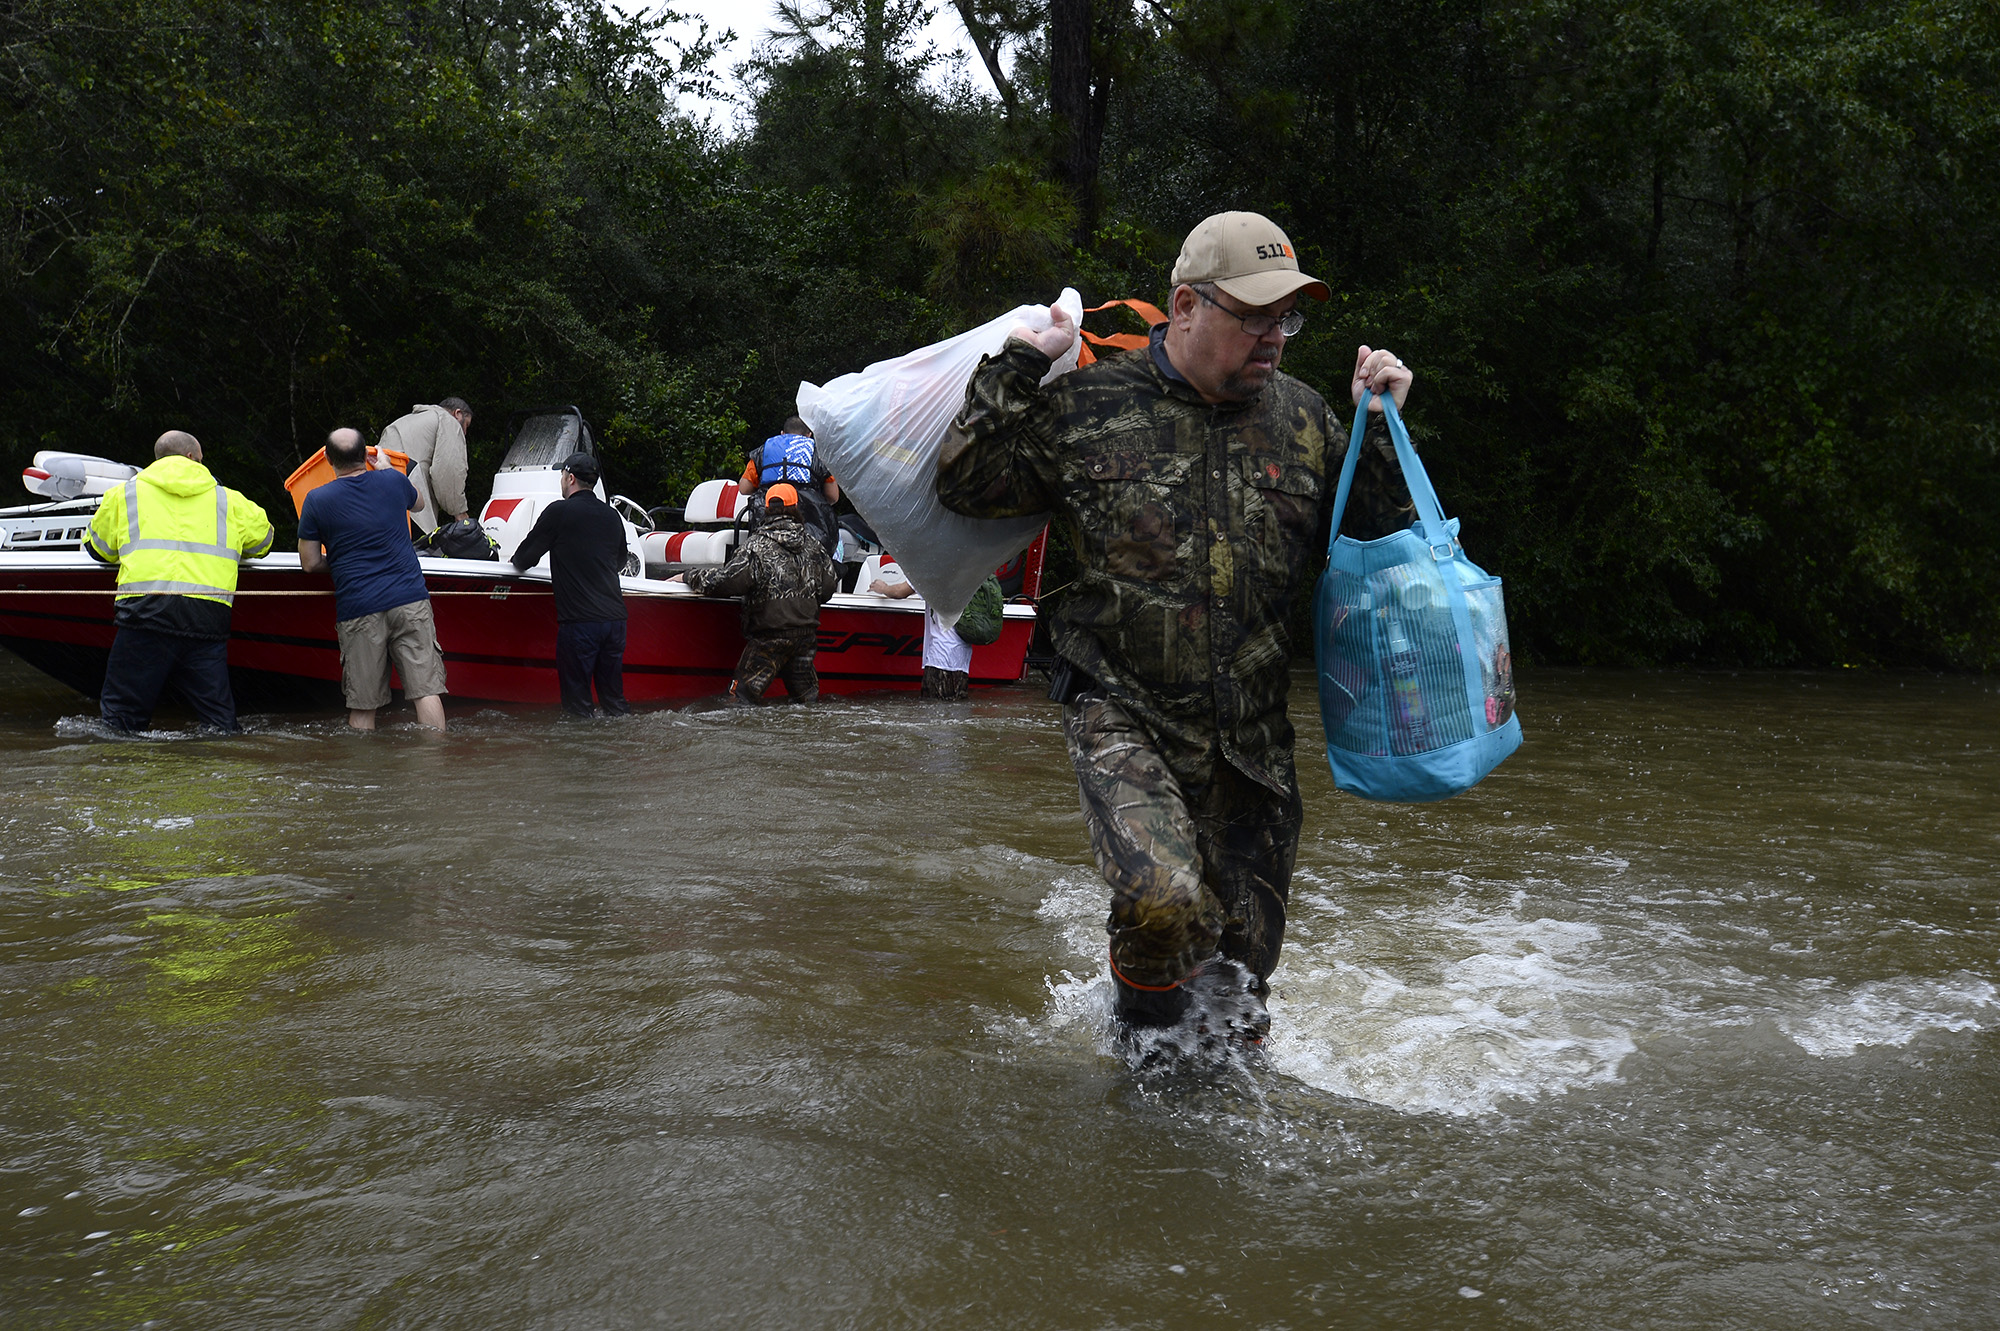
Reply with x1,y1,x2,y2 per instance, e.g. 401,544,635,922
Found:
954,575,1005,646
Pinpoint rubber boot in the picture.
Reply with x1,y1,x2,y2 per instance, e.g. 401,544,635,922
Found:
1111,969,1192,1028
1188,958,1272,1045
1237,969,1273,1044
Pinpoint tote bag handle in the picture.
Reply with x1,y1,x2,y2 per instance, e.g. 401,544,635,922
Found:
1327,391,1453,560
1325,390,1493,732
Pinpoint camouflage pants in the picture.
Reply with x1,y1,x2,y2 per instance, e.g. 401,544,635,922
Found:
1064,692,1303,989
729,629,820,704
920,666,969,701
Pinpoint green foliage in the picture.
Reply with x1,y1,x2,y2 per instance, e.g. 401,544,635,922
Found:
0,0,737,515
917,160,1078,305
1101,0,2000,667
2,0,1993,666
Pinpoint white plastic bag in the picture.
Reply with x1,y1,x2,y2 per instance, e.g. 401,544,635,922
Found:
797,289,1083,621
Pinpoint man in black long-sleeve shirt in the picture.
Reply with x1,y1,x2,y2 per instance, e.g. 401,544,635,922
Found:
510,452,632,716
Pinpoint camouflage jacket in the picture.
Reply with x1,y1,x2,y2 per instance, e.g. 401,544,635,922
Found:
936,338,1414,794
684,515,839,636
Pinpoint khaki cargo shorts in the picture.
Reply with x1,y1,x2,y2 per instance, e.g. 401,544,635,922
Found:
336,598,449,710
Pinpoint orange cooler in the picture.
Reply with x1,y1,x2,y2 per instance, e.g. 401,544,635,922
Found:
283,447,409,517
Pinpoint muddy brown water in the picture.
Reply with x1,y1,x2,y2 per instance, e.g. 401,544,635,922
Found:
1,655,1996,1329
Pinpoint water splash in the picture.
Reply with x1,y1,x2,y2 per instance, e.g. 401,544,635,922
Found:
1038,966,1272,1077
52,715,204,741
1775,975,1997,1057
1035,873,2000,1117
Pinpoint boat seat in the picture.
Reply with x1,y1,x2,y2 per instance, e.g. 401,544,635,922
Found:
683,479,750,526
857,555,912,596
23,452,139,500
641,529,734,571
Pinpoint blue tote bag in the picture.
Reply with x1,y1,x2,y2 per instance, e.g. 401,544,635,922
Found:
1314,392,1521,801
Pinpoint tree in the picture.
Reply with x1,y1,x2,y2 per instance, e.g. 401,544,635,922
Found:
4,0,1993,667
0,0,743,513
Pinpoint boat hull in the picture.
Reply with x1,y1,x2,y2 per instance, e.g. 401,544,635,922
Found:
0,554,1035,708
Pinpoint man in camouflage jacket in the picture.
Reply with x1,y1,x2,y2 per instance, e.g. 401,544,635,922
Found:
680,485,840,703
936,212,1418,1036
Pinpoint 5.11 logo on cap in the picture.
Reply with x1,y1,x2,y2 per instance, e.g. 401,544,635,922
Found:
1254,243,1295,261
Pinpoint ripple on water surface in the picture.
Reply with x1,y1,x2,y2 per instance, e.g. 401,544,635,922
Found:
3,664,1998,1328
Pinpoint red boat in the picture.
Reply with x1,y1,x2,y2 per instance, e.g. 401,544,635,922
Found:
0,412,1045,710
0,552,1039,710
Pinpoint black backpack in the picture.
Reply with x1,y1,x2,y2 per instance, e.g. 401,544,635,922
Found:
419,517,500,561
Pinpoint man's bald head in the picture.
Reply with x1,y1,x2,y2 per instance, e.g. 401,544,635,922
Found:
154,431,201,462
326,427,367,472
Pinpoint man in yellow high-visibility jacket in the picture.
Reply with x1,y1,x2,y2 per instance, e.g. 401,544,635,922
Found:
85,431,275,733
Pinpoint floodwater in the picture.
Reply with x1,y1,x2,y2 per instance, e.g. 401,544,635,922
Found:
1,656,1996,1330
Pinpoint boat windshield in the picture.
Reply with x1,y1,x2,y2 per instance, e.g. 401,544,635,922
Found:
500,412,592,472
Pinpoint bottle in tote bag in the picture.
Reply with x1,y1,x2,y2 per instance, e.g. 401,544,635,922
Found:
1383,610,1431,753
1314,391,1521,802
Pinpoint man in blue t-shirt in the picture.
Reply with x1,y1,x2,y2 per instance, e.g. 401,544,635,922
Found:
297,427,449,731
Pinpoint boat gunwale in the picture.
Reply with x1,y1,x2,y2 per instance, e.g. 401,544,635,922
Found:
0,550,1035,618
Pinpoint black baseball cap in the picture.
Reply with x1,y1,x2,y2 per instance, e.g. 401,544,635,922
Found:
561,452,600,484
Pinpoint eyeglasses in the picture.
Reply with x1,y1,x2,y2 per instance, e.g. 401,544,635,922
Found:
1192,286,1305,338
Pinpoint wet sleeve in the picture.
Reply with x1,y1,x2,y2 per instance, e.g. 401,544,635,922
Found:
430,415,470,518
936,341,1063,520
686,544,754,599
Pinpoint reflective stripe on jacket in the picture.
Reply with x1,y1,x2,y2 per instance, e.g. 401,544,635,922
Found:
86,455,276,605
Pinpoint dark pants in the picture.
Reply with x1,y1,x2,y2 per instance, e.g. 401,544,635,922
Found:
556,619,630,717
729,629,819,704
98,626,237,733
1064,692,1302,989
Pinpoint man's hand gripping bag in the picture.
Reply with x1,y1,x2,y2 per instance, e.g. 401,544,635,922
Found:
795,290,1083,622
1315,393,1521,801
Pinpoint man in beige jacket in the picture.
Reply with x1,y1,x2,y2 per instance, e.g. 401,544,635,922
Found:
377,397,473,534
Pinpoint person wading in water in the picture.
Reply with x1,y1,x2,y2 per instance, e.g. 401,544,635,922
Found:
936,211,1418,1040
674,484,839,705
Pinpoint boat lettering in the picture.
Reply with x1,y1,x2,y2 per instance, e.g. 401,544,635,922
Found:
816,630,923,657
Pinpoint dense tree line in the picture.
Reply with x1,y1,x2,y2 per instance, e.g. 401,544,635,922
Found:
4,0,1995,666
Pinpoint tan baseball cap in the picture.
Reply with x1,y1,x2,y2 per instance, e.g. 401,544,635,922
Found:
1170,211,1330,306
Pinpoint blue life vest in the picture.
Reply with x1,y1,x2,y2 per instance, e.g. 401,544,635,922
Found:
756,434,817,488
